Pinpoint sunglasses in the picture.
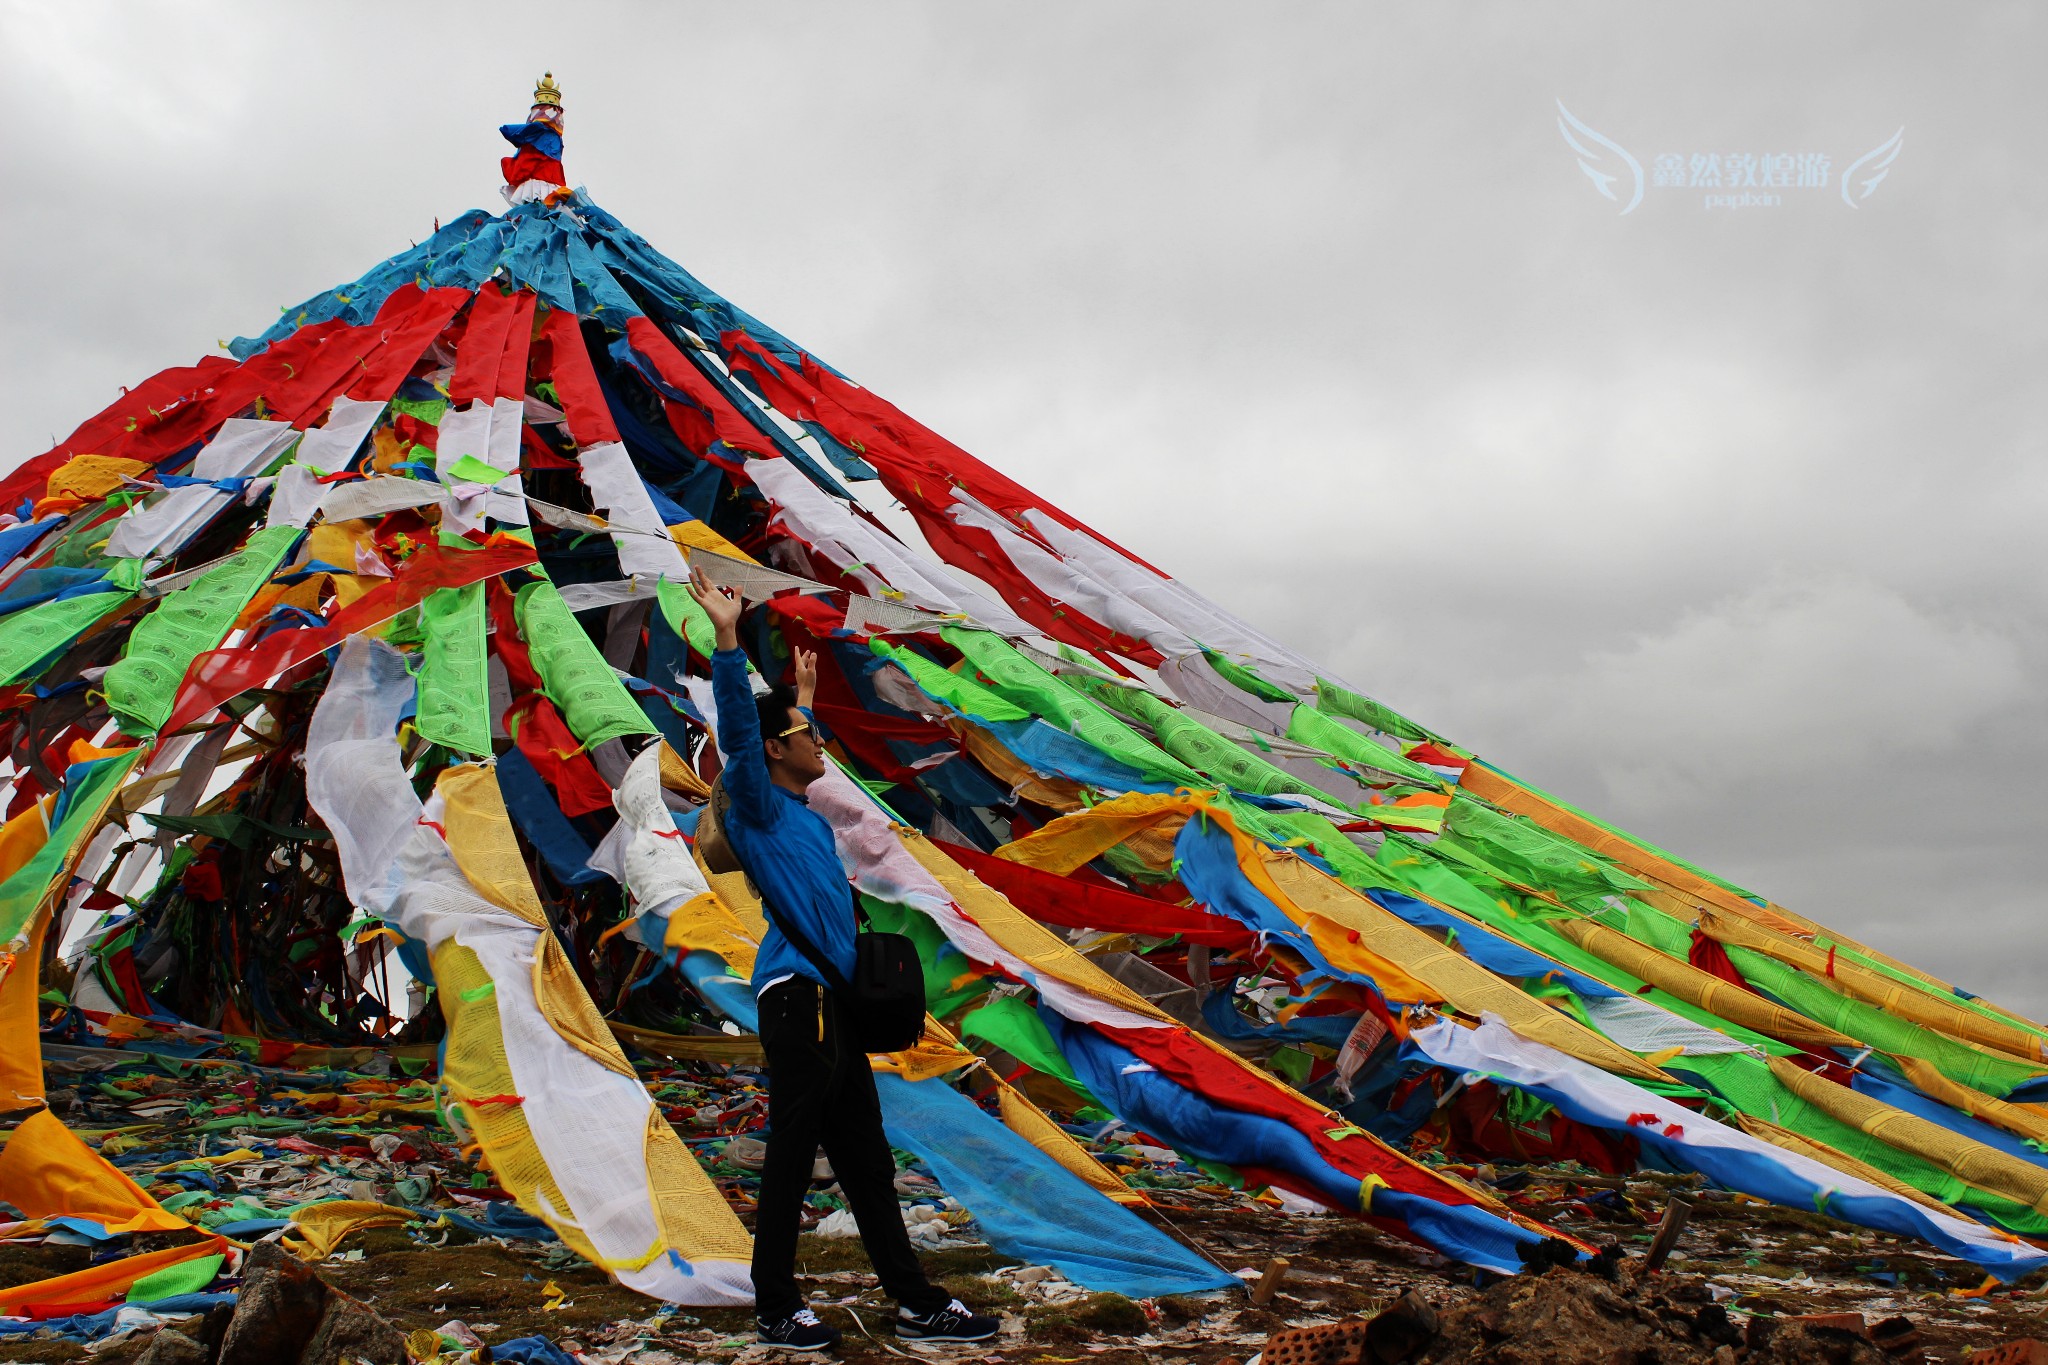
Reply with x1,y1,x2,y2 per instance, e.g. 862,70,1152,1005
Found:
773,718,822,744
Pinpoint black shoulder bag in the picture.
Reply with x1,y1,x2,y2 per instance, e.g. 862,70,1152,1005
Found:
758,892,925,1055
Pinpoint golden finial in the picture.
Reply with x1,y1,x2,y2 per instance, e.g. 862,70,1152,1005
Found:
532,72,563,108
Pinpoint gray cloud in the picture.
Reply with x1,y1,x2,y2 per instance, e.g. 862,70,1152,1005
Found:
5,3,2043,1008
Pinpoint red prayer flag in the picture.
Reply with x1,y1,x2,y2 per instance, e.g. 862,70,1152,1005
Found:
157,535,539,738
939,841,1253,951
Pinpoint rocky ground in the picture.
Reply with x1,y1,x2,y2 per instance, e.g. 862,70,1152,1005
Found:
12,1177,2048,1363
8,1039,2048,1362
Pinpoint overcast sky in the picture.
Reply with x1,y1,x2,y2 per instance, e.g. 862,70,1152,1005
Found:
6,5,2043,1010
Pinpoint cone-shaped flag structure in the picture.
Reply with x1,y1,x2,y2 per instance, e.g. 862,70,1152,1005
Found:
2,79,2045,1310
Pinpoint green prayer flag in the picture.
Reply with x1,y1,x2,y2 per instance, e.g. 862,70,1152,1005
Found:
1707,928,2045,1096
140,809,325,849
515,578,656,748
1080,677,1326,803
416,581,491,756
655,576,718,658
0,590,130,686
127,1252,224,1303
388,394,447,425
445,454,508,486
1202,649,1296,704
1241,804,1407,891
1441,796,1652,899
1313,677,1436,745
104,524,301,734
939,627,1200,786
959,995,1093,1098
1285,703,1441,787
869,638,1028,723
0,749,141,943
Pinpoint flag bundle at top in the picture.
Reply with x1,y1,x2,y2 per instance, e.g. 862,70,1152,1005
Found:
501,71,570,206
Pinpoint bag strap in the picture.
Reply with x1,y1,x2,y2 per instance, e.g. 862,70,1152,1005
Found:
710,773,859,994
757,885,854,997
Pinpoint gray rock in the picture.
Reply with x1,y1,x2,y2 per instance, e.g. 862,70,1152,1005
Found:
205,1240,406,1365
216,1242,330,1365
133,1328,210,1365
196,1301,235,1358
299,1293,408,1365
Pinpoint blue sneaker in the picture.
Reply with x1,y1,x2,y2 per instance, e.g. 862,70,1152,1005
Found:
896,1298,999,1343
758,1307,841,1352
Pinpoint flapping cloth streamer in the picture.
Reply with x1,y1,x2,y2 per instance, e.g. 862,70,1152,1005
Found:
306,637,752,1303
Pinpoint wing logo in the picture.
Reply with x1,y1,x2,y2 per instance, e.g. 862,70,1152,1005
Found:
1554,104,1905,213
1556,101,1643,215
1840,127,1905,208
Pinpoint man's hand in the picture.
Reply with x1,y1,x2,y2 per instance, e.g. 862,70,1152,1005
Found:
689,570,744,652
793,647,818,711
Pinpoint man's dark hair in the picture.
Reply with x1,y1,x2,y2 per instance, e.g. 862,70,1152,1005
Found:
755,683,801,749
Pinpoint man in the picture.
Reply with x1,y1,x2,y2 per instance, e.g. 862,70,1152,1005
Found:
690,572,997,1354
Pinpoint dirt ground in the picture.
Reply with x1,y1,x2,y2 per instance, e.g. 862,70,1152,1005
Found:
10,1172,2048,1363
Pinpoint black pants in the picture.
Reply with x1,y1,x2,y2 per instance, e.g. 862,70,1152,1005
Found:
752,978,947,1321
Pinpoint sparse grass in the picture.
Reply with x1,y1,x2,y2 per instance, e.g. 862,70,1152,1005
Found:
940,1272,1020,1308
0,1341,98,1363
1229,1303,1283,1333
1074,1292,1147,1334
1685,1200,1858,1237
1318,1279,1393,1315
321,1236,656,1344
348,1225,425,1257
0,1243,90,1292
923,1242,1023,1277
795,1233,877,1275
1028,1291,1149,1341
793,1232,1019,1280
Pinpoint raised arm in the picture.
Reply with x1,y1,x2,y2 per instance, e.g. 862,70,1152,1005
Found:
793,647,817,714
691,571,774,825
